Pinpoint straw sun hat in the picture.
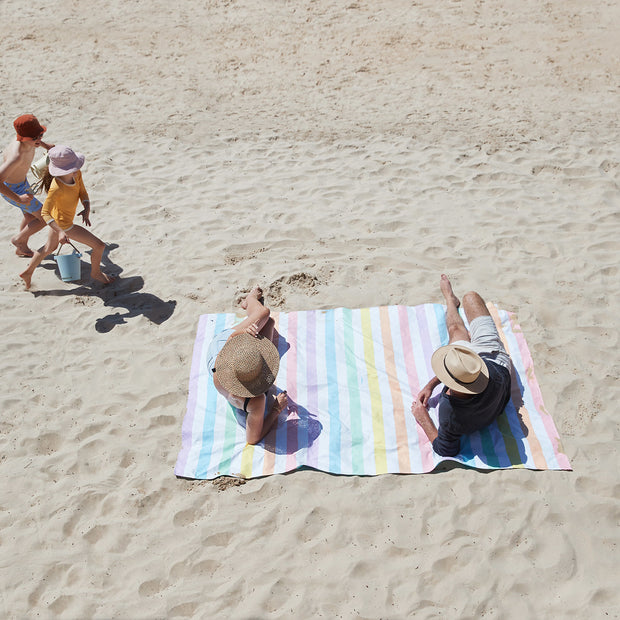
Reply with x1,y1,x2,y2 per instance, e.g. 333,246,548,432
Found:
215,333,280,398
431,344,489,395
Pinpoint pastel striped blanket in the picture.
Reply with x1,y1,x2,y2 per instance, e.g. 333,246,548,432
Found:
175,304,570,479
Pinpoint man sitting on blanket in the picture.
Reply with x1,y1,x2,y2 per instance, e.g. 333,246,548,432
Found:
411,275,512,457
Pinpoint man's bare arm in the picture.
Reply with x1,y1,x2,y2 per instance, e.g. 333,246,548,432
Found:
411,400,439,444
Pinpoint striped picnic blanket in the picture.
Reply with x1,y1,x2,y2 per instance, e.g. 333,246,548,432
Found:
175,304,570,479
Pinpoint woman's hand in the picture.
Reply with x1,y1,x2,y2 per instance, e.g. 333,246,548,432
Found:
244,321,260,337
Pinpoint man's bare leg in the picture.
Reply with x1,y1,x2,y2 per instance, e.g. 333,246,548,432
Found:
461,290,491,324
440,274,470,343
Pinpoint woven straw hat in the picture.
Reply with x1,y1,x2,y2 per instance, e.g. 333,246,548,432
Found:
431,344,489,395
214,333,280,398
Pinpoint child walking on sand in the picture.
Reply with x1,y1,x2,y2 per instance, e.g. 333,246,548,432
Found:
19,146,114,289
0,115,54,257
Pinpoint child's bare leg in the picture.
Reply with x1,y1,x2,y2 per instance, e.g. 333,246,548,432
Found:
65,225,114,284
19,228,59,289
18,212,30,232
12,212,46,256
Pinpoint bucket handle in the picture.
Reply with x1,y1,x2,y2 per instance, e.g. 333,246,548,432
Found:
55,240,81,256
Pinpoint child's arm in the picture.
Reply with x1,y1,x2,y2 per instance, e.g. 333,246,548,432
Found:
77,172,91,225
40,187,68,242
47,220,69,245
78,199,91,226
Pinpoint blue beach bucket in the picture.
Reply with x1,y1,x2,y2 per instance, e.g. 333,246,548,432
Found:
54,243,82,282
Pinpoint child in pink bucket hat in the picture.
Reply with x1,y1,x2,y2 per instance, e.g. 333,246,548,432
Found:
19,146,115,289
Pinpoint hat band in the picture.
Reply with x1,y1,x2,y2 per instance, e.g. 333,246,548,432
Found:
443,358,478,385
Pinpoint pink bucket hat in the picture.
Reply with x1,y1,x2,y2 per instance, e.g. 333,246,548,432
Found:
48,146,85,176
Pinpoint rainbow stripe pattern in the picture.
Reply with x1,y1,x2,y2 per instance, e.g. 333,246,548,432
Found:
175,304,570,479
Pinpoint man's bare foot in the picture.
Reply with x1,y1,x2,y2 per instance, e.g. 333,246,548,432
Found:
19,270,32,290
91,271,115,285
440,274,460,308
240,285,263,309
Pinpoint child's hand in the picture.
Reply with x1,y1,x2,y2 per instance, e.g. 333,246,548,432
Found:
58,231,69,245
79,208,91,226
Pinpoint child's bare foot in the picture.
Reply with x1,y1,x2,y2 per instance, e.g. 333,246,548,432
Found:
12,239,33,258
91,271,115,285
440,274,460,308
240,285,263,309
19,270,33,290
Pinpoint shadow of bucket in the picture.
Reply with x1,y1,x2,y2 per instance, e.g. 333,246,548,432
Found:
54,244,82,282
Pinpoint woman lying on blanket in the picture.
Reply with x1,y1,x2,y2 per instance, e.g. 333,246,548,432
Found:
206,286,288,445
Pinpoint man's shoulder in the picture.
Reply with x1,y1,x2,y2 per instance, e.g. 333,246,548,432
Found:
483,358,511,385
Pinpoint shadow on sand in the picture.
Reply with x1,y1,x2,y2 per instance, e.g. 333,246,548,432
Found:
32,243,176,332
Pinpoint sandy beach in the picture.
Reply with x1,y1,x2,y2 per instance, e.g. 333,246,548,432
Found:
1,0,619,617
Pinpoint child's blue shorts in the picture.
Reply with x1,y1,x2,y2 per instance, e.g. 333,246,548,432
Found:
2,180,42,214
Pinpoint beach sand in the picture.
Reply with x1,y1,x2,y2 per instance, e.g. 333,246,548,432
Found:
1,0,618,617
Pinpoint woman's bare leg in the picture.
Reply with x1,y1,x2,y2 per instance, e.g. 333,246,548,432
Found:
245,391,288,445
234,285,271,336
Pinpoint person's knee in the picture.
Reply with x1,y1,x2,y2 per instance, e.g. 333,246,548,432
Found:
462,291,490,320
462,291,481,304
91,237,105,251
463,291,487,308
